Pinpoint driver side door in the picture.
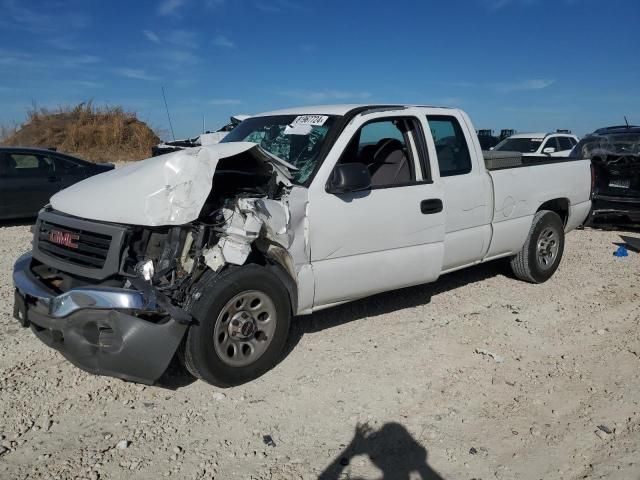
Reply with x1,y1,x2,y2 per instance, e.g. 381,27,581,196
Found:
307,113,445,309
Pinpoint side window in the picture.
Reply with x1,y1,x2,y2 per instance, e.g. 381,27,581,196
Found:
339,118,422,188
49,155,78,171
543,137,559,152
426,115,472,177
6,154,54,177
557,137,572,151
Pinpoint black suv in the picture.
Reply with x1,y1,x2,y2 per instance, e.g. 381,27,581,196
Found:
570,126,640,224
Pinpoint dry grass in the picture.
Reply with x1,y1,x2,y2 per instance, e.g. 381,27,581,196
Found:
1,102,159,162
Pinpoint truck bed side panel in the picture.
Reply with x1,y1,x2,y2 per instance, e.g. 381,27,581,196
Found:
485,159,591,259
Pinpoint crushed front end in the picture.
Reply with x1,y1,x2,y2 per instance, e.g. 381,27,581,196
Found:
12,144,298,384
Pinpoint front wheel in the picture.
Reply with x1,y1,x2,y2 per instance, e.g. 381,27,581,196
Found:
510,210,565,283
183,265,291,387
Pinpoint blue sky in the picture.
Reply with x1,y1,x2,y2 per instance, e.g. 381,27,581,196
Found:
0,0,639,139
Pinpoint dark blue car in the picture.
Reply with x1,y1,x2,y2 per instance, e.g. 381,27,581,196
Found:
0,147,114,220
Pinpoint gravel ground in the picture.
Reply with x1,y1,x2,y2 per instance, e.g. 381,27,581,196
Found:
0,223,639,480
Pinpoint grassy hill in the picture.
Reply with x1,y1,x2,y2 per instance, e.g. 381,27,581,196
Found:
1,102,159,162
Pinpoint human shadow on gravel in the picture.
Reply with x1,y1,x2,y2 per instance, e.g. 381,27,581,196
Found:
283,259,508,359
318,422,445,480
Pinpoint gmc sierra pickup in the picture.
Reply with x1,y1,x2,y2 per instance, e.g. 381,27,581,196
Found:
12,105,592,387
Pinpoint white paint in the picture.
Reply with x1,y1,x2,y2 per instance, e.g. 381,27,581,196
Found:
50,143,286,227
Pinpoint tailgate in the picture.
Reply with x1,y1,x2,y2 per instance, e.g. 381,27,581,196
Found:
593,154,640,198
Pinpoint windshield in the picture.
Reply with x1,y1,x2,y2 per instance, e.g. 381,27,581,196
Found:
221,114,337,184
494,137,543,153
570,133,640,158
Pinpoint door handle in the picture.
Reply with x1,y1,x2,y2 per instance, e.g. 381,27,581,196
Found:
420,198,443,214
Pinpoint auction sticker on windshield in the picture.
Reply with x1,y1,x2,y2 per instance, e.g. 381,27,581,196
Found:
291,115,328,126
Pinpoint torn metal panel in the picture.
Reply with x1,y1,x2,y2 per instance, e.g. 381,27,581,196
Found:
50,142,294,227
203,196,294,271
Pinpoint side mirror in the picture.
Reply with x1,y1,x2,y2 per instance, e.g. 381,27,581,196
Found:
326,162,371,194
543,147,556,154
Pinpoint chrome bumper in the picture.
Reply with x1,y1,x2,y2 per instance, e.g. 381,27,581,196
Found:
12,253,188,385
13,253,152,318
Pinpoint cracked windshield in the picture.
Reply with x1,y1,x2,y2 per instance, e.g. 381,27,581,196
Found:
221,114,336,184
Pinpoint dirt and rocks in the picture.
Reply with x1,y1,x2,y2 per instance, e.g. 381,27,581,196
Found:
0,223,638,480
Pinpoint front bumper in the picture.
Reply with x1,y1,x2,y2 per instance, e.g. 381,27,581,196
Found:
12,253,188,385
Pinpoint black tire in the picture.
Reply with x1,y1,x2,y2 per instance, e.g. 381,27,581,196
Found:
182,264,291,387
510,210,565,283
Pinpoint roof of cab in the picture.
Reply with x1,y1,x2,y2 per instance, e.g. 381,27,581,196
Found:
255,104,454,117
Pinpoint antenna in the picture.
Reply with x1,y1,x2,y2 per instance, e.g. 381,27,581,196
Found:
161,86,175,141
202,115,205,134
624,115,630,128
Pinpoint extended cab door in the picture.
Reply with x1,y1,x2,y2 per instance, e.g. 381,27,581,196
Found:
423,110,493,272
307,110,445,308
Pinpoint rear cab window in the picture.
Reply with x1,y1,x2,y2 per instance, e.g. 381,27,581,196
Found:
426,116,472,177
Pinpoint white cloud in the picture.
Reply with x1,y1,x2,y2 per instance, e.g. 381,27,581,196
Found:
279,89,372,102
480,0,537,10
162,50,200,64
212,35,235,48
255,0,303,13
47,36,79,51
493,79,555,92
158,0,187,16
143,30,161,44
113,68,159,81
73,80,104,88
2,0,90,33
62,54,100,66
166,30,198,49
447,78,555,93
209,99,242,105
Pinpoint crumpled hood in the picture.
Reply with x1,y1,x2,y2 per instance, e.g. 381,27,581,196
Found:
51,142,287,226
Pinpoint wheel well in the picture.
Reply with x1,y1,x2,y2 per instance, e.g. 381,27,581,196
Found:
538,198,569,225
245,246,298,315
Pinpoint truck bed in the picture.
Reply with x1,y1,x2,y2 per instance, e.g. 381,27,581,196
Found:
483,150,585,170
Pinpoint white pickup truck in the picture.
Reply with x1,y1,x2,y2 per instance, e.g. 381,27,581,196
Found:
12,105,592,387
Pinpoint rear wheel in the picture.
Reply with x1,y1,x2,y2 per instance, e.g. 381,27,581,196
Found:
183,265,291,387
510,210,565,283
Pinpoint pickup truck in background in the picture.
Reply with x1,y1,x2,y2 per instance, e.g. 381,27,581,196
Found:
493,132,579,157
12,105,592,387
569,125,640,224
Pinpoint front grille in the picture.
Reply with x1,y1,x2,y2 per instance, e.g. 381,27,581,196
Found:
32,210,128,280
38,221,112,269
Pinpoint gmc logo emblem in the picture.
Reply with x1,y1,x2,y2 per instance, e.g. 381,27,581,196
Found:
48,230,80,249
